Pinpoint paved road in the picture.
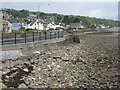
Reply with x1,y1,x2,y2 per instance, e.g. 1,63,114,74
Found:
1,31,68,45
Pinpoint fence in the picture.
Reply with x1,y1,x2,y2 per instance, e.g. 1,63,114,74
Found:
1,30,67,45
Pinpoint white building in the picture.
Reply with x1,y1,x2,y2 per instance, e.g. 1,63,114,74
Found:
26,18,65,30
26,19,44,30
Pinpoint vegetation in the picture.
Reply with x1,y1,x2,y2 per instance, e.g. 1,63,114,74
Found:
12,29,37,33
6,8,118,28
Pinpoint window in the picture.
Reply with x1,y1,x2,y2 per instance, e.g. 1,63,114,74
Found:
8,27,10,30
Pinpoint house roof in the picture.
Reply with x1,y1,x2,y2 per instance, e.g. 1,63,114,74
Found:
29,22,35,26
70,23,81,26
9,19,19,23
12,23,20,26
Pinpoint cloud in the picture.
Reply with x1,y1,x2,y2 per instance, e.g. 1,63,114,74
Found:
88,9,103,16
86,9,117,20
1,0,119,2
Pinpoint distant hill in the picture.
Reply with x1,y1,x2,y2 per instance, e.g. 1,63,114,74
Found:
6,8,118,28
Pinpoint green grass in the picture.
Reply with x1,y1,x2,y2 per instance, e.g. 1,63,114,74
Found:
12,29,38,33
12,30,25,33
26,29,37,33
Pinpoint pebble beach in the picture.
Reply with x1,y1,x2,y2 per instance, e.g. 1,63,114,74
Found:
0,31,119,89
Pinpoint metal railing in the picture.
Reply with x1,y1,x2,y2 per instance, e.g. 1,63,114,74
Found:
1,30,66,45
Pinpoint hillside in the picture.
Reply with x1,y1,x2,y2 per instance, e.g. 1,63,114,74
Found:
6,8,118,28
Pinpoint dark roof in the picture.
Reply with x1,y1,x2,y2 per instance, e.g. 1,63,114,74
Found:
70,23,81,28
12,23,20,26
29,22,35,26
9,19,19,23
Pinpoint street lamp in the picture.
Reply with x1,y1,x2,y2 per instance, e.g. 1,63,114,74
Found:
37,3,50,32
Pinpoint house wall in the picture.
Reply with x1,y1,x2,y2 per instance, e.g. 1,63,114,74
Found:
47,23,56,30
0,11,2,31
2,20,12,33
27,22,44,30
1,10,12,33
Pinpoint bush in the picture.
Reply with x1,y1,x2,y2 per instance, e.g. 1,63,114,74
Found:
12,30,25,33
25,29,36,33
63,27,77,30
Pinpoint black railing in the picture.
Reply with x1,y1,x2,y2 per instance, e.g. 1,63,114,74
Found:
1,30,66,45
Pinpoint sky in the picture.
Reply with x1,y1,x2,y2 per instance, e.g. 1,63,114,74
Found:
1,0,120,2
0,0,119,20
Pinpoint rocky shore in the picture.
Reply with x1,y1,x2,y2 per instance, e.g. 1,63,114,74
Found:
0,31,119,89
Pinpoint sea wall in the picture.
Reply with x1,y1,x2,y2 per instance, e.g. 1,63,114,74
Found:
2,34,80,60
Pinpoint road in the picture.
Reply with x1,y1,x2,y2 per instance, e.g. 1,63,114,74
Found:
1,31,68,45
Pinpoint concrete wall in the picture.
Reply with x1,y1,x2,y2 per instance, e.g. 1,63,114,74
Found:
2,34,78,60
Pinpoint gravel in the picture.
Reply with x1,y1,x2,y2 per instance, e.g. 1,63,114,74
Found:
1,31,119,89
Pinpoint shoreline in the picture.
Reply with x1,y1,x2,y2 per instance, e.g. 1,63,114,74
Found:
0,31,119,89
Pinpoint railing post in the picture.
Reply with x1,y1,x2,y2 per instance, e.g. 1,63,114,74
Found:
25,33,26,43
50,31,51,39
2,33,3,45
33,32,34,42
55,32,56,38
61,31,63,37
39,32,41,40
58,31,59,38
15,33,16,44
45,32,46,40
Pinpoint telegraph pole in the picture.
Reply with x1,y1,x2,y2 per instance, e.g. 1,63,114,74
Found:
37,3,50,33
37,4,40,36
38,4,39,31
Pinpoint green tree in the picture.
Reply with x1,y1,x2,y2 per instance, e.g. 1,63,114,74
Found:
62,16,70,25
73,18,80,23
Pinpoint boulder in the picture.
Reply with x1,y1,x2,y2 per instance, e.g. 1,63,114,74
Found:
0,83,7,88
18,83,27,88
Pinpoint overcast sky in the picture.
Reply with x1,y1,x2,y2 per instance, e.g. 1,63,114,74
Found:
1,0,120,2
1,0,119,20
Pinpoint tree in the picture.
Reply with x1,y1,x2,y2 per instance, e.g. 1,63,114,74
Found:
73,18,80,23
62,16,70,25
39,12,45,18
57,15,62,20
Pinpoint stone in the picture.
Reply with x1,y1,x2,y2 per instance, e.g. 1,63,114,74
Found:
18,83,27,88
31,77,35,81
1,32,119,88
23,68,29,72
62,57,69,61
33,51,40,54
56,65,61,68
0,83,7,88
53,56,61,59
97,57,102,62
73,35,80,43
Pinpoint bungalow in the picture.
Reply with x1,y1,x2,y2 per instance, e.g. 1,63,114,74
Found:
19,21,27,29
9,19,21,30
45,22,56,30
26,19,44,30
26,18,64,30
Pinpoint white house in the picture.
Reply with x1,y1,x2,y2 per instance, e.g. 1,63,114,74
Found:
47,23,64,30
26,19,44,30
26,19,65,30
